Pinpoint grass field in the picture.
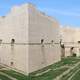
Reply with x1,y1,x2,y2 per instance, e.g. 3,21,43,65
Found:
0,57,80,80
0,70,27,80
29,57,80,80
0,65,27,80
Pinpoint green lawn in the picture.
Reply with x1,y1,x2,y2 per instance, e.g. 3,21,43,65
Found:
29,57,80,80
0,70,27,80
61,64,80,80
0,57,79,80
0,74,11,80
71,70,80,80
0,65,28,80
30,57,80,75
29,67,68,80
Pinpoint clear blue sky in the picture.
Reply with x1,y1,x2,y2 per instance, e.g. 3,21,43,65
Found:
0,0,80,27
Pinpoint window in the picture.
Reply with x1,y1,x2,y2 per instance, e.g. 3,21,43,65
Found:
78,41,80,43
41,39,44,44
10,62,14,66
11,39,15,44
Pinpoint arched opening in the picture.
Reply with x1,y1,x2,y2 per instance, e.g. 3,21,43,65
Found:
11,39,15,45
41,39,44,44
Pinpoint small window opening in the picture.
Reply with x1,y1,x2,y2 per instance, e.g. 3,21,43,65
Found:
11,39,15,44
41,39,44,44
51,40,54,43
0,39,2,44
78,41,80,43
10,62,14,66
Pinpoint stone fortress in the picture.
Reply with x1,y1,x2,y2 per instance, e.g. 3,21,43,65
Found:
0,3,80,75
